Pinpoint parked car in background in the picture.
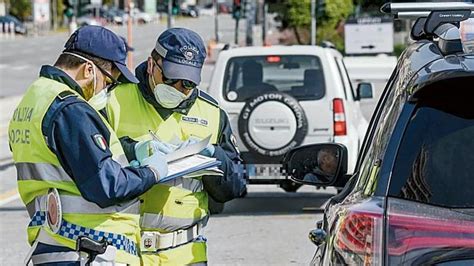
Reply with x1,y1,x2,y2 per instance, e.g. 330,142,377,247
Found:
284,2,474,265
131,8,152,24
76,15,104,26
103,7,127,25
199,4,216,16
180,5,199,17
0,15,27,34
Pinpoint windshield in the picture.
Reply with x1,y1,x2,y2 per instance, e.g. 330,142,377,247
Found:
389,80,474,208
223,55,325,102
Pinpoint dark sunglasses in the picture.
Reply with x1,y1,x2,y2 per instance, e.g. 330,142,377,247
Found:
153,60,196,90
94,63,120,93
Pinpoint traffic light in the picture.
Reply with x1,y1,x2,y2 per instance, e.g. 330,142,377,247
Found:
63,0,74,18
172,0,179,15
316,0,326,19
233,0,242,20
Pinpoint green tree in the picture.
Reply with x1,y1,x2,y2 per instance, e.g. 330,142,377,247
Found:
284,0,311,44
8,0,32,20
274,0,353,49
317,0,354,51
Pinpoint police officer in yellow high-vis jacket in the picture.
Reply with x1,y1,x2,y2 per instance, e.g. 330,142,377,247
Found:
8,26,169,265
106,28,246,265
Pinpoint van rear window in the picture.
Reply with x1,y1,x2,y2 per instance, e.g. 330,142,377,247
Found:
389,81,474,208
223,55,325,102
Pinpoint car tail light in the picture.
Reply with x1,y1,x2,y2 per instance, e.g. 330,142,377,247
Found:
266,56,281,63
387,198,474,263
334,200,384,265
333,98,347,136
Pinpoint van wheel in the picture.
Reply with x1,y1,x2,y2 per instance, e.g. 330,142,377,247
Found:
208,197,225,214
280,181,302,192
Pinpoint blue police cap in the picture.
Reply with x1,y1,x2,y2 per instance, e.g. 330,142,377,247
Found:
64,25,139,83
154,28,206,85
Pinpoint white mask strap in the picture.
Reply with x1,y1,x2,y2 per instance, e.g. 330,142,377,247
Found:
63,52,97,97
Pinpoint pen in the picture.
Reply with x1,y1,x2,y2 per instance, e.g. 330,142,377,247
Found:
148,130,161,156
148,130,161,142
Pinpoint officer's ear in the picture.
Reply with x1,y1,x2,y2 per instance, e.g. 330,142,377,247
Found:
147,57,154,76
82,62,94,79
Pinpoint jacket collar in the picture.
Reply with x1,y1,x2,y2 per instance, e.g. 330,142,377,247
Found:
39,65,84,97
135,62,198,120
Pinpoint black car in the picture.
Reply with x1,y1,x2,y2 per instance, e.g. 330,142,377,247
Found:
284,2,474,265
180,5,199,17
0,15,27,34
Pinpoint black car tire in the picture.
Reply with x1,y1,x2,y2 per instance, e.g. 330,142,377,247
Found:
238,92,308,160
280,180,303,193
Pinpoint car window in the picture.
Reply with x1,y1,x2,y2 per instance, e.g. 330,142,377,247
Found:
335,58,357,101
353,68,398,173
223,55,325,102
389,86,474,208
334,58,348,100
353,71,403,195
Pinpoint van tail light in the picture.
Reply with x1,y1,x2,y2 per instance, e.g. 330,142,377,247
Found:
334,208,383,266
333,98,347,136
387,198,474,263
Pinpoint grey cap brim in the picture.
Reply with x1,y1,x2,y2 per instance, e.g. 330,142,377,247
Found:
115,62,139,84
162,60,201,85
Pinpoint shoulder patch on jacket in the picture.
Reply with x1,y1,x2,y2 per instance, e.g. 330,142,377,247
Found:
57,90,77,101
198,90,219,107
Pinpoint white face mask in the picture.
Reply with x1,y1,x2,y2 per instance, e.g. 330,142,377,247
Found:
63,52,112,111
151,74,190,109
88,89,110,111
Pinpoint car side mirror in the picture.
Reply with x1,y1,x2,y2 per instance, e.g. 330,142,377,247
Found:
283,143,348,186
357,82,374,100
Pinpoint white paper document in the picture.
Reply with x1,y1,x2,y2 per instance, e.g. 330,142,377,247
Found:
165,135,212,163
157,135,223,183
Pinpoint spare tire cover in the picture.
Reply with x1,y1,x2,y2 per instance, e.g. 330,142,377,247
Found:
238,92,308,158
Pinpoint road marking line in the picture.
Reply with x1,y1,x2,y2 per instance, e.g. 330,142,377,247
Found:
0,188,20,207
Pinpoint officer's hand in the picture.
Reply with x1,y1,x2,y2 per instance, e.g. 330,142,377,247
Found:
140,151,168,182
135,140,175,162
200,144,215,157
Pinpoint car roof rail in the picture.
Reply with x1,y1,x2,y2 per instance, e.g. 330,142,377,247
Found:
382,2,474,55
221,43,239,51
320,41,336,49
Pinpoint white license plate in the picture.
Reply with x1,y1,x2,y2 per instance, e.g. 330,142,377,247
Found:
246,164,287,179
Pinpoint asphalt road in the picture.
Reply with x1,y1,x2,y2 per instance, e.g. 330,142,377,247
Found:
0,183,332,265
0,15,334,265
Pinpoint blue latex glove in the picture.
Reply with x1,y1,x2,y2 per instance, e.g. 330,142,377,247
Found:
179,137,215,157
140,151,168,182
130,160,141,168
200,144,215,157
135,140,175,163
